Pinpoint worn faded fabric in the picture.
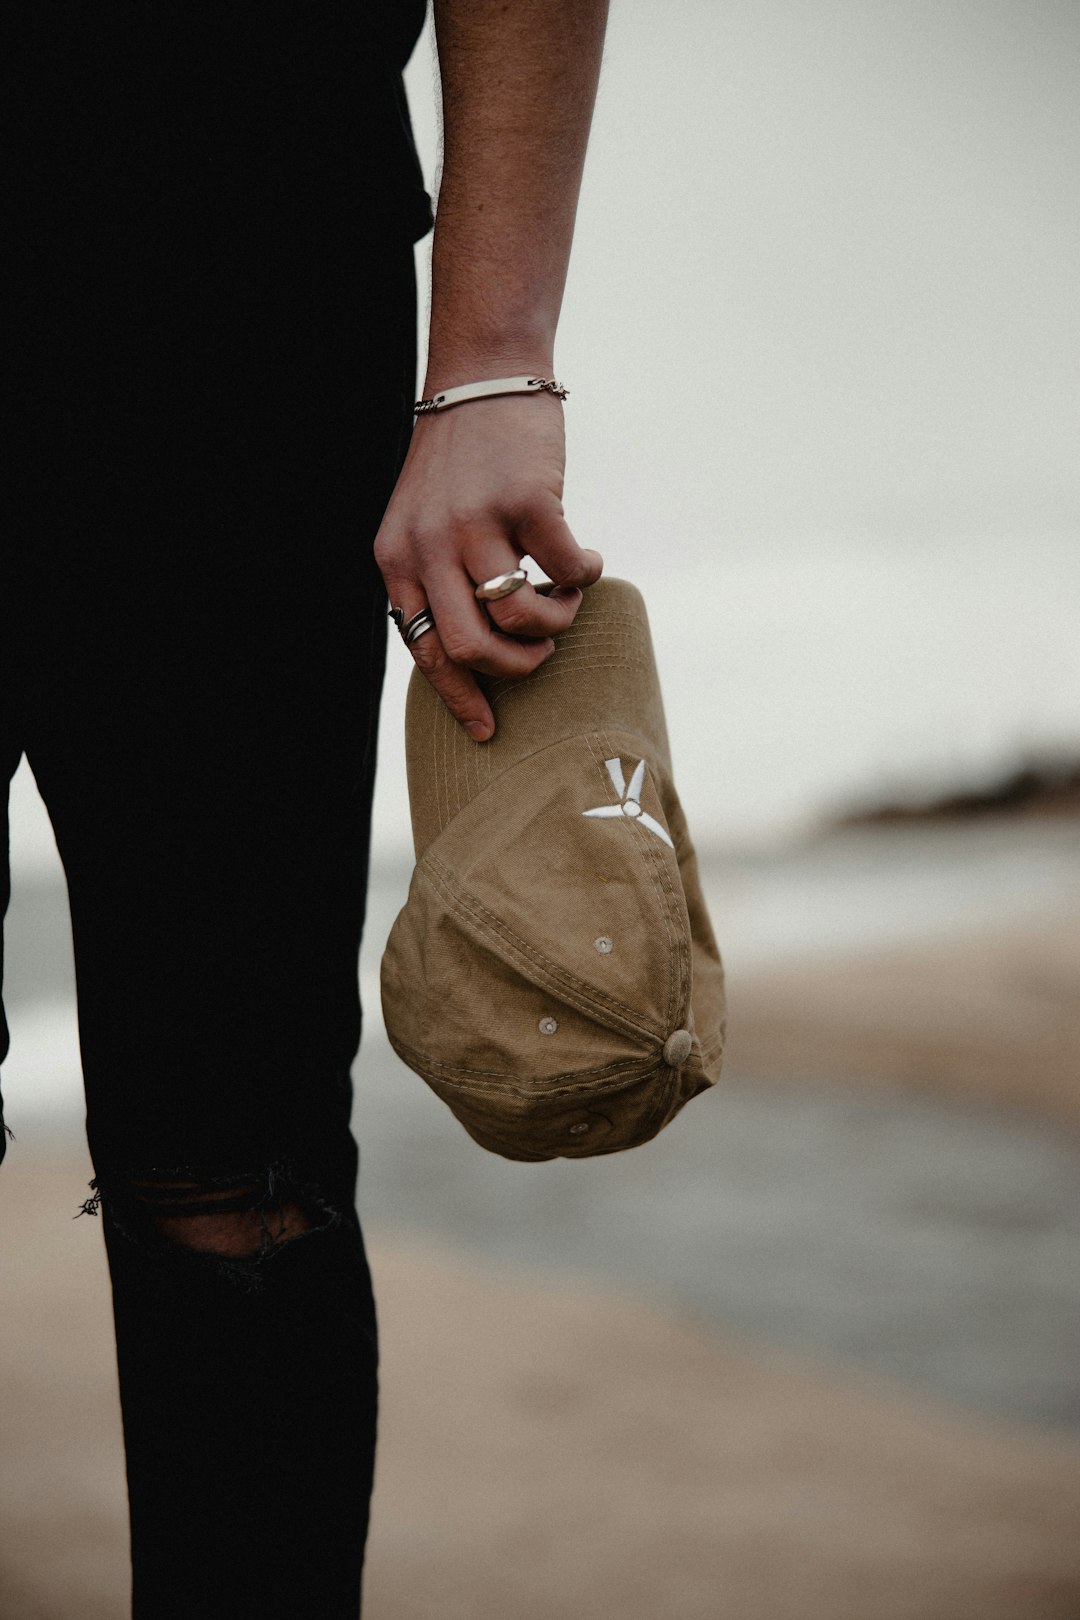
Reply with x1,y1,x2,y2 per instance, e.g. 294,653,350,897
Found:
382,580,726,1160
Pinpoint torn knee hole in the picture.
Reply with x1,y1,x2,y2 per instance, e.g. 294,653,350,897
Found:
153,1200,315,1256
81,1168,329,1259
137,1177,316,1256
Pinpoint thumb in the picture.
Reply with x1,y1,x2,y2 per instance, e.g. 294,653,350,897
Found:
515,506,604,590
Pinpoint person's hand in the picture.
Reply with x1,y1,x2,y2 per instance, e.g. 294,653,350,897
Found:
374,392,603,740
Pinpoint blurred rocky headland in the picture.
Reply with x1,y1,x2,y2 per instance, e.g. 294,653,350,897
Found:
838,753,1080,825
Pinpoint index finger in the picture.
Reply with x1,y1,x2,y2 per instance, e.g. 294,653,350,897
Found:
407,627,498,741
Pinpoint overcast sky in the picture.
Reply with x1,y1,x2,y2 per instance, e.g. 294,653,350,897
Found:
408,0,1080,550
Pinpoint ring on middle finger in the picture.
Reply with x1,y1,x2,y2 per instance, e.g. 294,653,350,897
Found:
474,567,528,603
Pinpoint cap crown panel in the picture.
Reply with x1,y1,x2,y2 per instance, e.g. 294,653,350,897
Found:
422,730,690,1039
382,869,654,1089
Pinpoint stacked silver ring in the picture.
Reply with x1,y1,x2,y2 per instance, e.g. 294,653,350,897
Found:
389,605,437,646
402,609,436,646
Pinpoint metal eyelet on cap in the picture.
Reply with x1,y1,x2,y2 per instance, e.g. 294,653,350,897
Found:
538,1016,558,1036
594,936,614,955
569,1122,590,1135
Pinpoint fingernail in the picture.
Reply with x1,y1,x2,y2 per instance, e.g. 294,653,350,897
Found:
466,720,493,742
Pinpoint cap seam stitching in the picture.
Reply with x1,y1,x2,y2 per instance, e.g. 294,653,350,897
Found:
388,1034,661,1094
421,855,657,1039
643,754,691,1029
430,672,443,834
591,729,687,1033
441,683,453,832
486,652,650,709
427,727,673,847
420,853,665,1041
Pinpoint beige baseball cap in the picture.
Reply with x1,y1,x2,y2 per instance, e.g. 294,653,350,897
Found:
380,577,725,1160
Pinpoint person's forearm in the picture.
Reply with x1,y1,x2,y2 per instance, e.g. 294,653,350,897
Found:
426,0,609,391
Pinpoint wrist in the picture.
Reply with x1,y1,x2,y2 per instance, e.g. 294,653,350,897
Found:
414,375,568,417
423,340,556,400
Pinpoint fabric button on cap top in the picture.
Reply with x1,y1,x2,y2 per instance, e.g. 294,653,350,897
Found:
662,1029,693,1067
381,578,726,1162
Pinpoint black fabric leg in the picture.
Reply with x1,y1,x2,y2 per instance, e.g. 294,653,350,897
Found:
5,105,418,1603
103,1180,378,1620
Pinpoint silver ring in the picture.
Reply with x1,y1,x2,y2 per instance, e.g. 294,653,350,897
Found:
474,568,528,603
403,609,437,646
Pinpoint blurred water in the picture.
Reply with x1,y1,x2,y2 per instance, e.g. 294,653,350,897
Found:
4,823,1079,1431
351,1045,1080,1433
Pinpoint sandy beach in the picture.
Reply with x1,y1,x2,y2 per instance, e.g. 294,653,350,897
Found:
2,820,1079,1617
1,1157,1079,1620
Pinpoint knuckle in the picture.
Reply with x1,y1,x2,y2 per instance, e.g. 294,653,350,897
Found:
498,645,551,682
409,637,443,675
512,635,552,669
410,528,444,566
372,525,403,564
540,559,577,588
501,484,540,522
439,628,487,667
530,543,581,587
466,643,523,679
374,549,409,590
487,599,536,635
439,507,488,541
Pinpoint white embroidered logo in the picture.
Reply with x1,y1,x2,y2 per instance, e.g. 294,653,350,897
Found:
582,758,674,848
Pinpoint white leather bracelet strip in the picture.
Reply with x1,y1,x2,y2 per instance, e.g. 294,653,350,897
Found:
413,375,569,416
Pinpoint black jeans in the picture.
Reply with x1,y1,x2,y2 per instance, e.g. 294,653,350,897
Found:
2,69,418,1615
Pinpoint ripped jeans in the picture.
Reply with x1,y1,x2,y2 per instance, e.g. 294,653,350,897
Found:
1,184,418,1614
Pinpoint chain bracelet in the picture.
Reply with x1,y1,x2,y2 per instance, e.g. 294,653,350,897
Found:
413,374,570,416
